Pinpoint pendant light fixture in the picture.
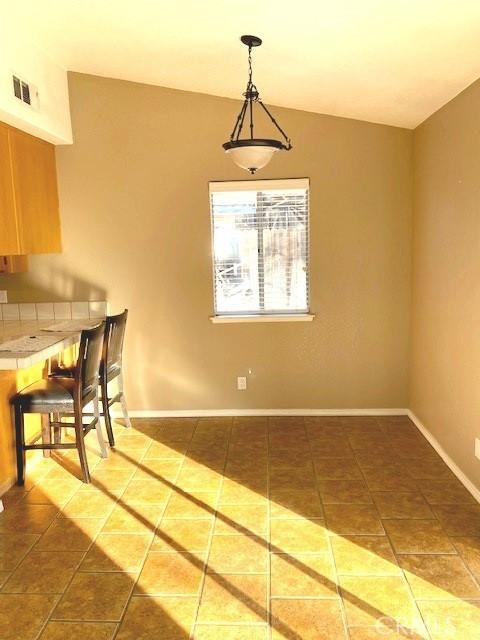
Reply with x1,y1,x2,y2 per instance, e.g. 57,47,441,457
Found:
223,35,292,174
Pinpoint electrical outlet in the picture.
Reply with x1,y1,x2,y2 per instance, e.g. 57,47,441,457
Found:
237,376,247,390
0,291,7,303
475,438,480,460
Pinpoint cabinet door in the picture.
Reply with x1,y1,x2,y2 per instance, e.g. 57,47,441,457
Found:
0,123,20,254
10,128,62,254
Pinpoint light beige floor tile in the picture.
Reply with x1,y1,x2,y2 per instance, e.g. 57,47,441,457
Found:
52,572,133,621
36,517,104,551
94,449,144,470
347,626,426,639
80,533,152,572
214,504,268,536
331,535,401,576
197,574,267,623
383,519,455,554
82,469,135,492
269,466,317,492
133,459,181,482
362,468,418,492
0,503,59,534
3,551,84,593
270,518,329,553
310,436,355,458
418,480,476,505
324,504,384,535
144,440,188,459
193,625,268,639
405,458,455,480
432,504,480,536
121,479,171,505
102,503,161,534
398,554,480,599
0,532,40,571
220,479,268,505
417,600,480,639
340,576,426,632
153,518,213,552
135,552,205,595
319,480,372,504
61,491,120,518
0,593,58,640
270,599,346,640
208,535,267,573
164,491,218,518
314,458,363,480
116,596,198,639
23,479,81,506
114,434,152,451
451,536,480,580
372,492,434,519
0,571,10,587
39,621,117,640
269,489,323,519
176,467,223,491
271,552,338,598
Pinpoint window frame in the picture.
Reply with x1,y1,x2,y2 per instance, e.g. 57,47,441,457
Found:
209,177,313,322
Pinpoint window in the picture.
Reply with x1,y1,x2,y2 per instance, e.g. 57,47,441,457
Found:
210,178,310,318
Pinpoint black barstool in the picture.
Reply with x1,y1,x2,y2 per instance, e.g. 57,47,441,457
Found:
11,322,107,484
51,309,131,447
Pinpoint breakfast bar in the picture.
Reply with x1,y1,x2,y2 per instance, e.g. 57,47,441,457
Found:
0,304,107,505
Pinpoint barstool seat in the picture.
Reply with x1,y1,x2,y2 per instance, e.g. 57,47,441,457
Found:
13,379,76,413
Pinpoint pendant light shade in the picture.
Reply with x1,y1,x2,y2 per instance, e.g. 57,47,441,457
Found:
223,139,283,173
222,35,292,174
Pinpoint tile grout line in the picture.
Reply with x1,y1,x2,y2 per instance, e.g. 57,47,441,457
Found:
306,416,350,640
266,417,272,640
190,417,232,638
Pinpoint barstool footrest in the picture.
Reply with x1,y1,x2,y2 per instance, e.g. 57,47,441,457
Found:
24,443,77,451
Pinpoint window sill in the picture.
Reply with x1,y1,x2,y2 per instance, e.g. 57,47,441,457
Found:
209,314,315,324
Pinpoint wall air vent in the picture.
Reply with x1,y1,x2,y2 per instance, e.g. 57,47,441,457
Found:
12,74,38,108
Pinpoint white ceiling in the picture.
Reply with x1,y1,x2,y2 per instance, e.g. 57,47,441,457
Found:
7,0,480,128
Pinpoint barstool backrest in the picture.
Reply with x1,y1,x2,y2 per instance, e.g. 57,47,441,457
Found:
75,322,105,404
103,309,128,373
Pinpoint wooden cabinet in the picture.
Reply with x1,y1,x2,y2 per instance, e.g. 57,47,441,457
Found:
0,124,19,254
0,121,62,257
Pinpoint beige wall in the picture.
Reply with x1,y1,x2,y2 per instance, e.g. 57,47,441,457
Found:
4,72,413,411
411,78,480,486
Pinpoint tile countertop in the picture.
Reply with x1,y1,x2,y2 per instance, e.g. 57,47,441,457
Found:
0,319,104,370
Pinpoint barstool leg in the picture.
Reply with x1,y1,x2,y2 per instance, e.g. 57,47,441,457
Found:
101,376,115,447
93,394,108,458
13,405,26,486
53,412,61,445
74,407,90,484
41,414,51,458
118,372,132,429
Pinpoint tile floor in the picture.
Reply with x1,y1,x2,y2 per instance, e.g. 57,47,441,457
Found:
1,415,480,639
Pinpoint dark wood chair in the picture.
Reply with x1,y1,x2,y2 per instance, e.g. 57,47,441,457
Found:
50,309,131,448
11,322,107,484
99,309,131,446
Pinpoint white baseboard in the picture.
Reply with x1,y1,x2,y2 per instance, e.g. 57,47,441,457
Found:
408,410,480,504
114,408,408,418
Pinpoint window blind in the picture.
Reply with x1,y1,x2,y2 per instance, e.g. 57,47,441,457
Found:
209,178,310,316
